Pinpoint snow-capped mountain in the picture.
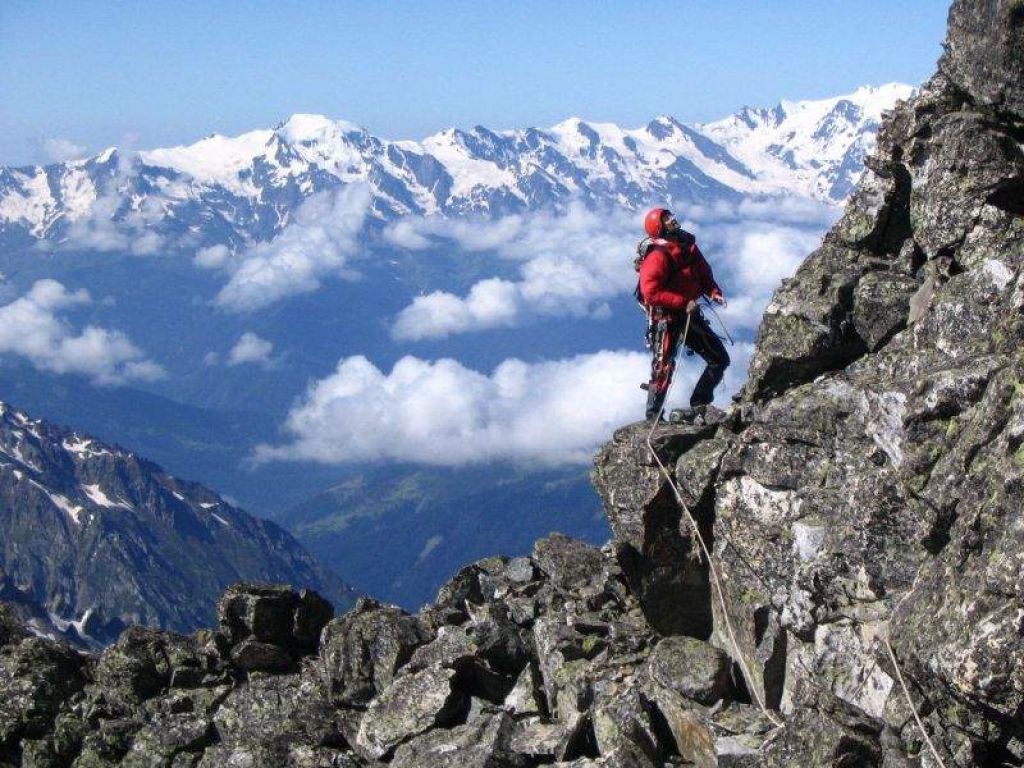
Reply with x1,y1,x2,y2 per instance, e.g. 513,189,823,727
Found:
0,84,913,252
0,401,355,645
700,83,914,200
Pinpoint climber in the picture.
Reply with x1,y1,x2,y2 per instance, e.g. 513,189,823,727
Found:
638,208,729,421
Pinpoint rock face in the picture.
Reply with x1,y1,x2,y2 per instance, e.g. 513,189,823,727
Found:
592,1,1024,764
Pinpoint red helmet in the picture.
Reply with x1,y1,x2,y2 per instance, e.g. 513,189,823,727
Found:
644,207,671,238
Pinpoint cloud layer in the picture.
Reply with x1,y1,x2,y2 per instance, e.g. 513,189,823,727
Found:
214,185,372,312
62,154,167,255
0,280,163,385
390,204,634,340
256,343,752,467
389,199,838,340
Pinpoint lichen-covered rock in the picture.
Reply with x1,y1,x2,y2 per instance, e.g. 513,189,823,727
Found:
646,637,732,706
319,598,426,707
218,583,333,655
591,2,1024,764
390,710,527,768
354,666,464,760
939,0,1024,116
0,637,88,751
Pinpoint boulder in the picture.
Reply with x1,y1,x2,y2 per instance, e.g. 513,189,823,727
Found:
647,637,732,706
355,666,464,760
319,598,426,707
217,583,333,654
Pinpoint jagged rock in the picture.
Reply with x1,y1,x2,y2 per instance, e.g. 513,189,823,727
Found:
91,627,199,711
229,637,294,673
319,598,426,707
592,423,715,637
533,534,606,592
354,666,464,760
590,687,659,764
0,637,87,751
503,663,546,716
0,604,27,648
213,670,343,751
505,557,535,584
427,557,510,627
647,637,732,706
121,712,214,766
218,583,332,655
390,710,527,768
940,0,1024,116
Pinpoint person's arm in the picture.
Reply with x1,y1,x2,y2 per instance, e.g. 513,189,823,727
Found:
694,243,725,304
639,250,686,311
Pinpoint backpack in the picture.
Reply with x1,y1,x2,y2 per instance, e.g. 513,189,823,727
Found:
632,236,671,305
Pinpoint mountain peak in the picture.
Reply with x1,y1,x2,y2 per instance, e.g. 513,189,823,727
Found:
275,113,365,145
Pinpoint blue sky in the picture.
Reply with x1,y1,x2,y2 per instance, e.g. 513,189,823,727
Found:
1,1,950,166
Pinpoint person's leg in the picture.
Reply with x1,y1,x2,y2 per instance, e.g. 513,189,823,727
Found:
685,311,730,407
645,316,681,420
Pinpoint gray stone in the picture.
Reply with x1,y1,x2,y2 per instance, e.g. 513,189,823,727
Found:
647,637,732,706
355,666,463,760
319,598,426,707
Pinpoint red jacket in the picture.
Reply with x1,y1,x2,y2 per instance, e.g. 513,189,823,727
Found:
638,232,721,312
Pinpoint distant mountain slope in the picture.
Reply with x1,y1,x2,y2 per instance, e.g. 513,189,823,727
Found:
0,401,356,644
0,84,912,252
279,464,607,609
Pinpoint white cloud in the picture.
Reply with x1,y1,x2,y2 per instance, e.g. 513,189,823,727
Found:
389,198,837,340
41,138,88,163
62,153,167,256
391,204,636,340
194,244,232,270
214,184,372,312
0,279,163,385
255,344,752,467
227,332,275,367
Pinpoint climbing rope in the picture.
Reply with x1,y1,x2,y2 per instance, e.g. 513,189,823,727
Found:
644,310,784,728
701,297,735,346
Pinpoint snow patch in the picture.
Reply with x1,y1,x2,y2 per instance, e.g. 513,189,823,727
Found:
211,513,230,526
81,483,132,510
45,490,87,525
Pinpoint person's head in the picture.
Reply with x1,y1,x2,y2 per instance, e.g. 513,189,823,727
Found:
644,207,681,238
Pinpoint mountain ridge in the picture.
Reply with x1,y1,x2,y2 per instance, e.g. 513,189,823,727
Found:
0,84,913,252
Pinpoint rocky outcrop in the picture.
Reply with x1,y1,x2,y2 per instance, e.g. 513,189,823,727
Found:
592,1,1024,764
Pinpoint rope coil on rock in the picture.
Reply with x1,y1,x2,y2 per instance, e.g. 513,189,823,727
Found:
644,311,784,728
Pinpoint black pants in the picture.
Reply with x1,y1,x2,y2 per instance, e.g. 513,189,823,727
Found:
645,309,730,419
